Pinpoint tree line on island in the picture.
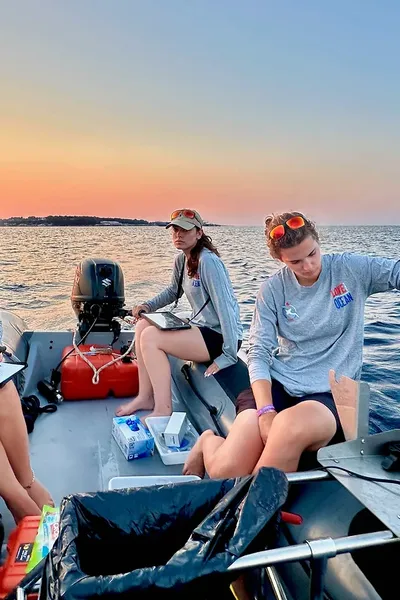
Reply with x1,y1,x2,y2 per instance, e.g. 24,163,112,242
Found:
0,215,219,227
0,216,167,226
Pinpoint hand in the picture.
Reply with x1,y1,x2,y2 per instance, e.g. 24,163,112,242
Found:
204,362,221,378
132,304,150,320
258,411,276,444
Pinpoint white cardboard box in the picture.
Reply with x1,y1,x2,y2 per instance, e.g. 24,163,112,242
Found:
146,416,199,465
162,412,188,447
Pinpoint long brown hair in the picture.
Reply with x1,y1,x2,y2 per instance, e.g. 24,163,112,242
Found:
187,230,220,277
265,211,320,259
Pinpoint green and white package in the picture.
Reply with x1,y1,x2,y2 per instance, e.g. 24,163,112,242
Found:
26,505,60,572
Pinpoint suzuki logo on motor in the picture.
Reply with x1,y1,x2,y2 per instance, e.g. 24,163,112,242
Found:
102,278,112,288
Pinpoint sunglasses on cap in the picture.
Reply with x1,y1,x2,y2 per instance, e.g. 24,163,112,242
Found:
269,216,305,240
170,209,197,220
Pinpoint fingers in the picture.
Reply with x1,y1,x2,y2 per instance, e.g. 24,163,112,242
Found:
329,369,337,391
204,364,220,378
132,305,147,320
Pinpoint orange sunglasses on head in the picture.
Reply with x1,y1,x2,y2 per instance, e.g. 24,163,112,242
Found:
269,216,305,240
170,209,196,220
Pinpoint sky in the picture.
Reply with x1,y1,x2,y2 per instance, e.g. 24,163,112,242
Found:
1,1,400,225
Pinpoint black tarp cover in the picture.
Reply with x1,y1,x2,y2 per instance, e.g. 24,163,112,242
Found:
41,467,288,600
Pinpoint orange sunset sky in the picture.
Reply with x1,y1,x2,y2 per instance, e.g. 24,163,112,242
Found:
1,2,400,225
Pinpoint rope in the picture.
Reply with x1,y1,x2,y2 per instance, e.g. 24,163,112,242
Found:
72,319,136,385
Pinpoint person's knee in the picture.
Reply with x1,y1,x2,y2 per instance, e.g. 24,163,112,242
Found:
269,411,310,449
140,326,160,352
135,318,151,338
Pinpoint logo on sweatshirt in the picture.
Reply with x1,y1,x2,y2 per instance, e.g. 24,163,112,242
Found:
282,302,299,321
192,273,201,287
330,282,353,309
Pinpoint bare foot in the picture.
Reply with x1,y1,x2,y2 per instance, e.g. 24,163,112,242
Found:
5,488,41,524
26,479,54,510
182,431,213,479
141,409,172,428
115,396,154,417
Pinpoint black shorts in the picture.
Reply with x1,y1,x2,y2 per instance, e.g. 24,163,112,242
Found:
198,327,242,361
236,378,345,446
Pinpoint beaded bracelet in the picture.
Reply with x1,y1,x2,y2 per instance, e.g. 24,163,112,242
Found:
256,405,277,417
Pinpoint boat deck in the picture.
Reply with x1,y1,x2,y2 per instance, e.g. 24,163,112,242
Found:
1,394,187,544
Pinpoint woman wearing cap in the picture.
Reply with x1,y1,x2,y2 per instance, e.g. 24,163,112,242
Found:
183,210,400,478
116,209,243,420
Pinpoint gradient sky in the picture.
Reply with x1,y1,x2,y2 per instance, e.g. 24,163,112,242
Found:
1,1,400,225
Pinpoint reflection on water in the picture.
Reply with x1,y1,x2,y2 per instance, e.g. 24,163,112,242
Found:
0,225,399,432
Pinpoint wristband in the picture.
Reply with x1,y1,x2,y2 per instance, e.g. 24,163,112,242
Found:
256,405,277,417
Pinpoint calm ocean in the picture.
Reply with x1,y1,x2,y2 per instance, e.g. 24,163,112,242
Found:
0,225,399,433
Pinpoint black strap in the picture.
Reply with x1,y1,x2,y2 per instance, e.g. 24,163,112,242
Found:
181,363,225,437
188,296,211,323
21,395,58,434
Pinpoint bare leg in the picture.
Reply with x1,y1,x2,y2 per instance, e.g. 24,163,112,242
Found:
140,326,211,422
0,381,53,510
182,430,222,478
0,440,41,523
253,400,337,473
116,319,155,416
183,410,264,479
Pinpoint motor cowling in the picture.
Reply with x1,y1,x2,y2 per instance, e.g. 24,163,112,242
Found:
71,258,126,335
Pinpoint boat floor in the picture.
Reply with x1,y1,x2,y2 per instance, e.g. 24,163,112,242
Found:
1,393,187,544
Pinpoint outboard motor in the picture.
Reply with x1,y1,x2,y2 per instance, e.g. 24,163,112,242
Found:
71,258,127,337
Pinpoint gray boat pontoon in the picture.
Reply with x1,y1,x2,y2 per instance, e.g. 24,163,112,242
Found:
0,257,399,600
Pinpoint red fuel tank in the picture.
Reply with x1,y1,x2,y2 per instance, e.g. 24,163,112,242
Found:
60,345,139,400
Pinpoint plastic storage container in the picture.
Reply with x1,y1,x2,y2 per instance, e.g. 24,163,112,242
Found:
108,475,201,490
60,345,139,400
146,416,199,465
0,515,41,599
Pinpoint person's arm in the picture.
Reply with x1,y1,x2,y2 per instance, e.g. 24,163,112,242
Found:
143,254,185,312
247,281,280,442
251,379,274,410
247,279,279,398
200,255,240,370
343,253,400,295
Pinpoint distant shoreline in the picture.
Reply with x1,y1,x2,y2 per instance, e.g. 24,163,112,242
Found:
0,216,220,227
0,216,166,227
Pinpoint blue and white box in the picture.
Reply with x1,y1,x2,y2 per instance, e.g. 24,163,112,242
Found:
112,415,154,460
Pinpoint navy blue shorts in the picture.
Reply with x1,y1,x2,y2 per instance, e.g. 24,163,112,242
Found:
198,327,242,361
236,379,345,446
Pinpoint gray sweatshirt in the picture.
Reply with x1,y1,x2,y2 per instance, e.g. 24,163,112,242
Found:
144,249,243,369
248,252,400,395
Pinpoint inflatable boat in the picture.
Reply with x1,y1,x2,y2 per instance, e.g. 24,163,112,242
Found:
0,258,398,600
